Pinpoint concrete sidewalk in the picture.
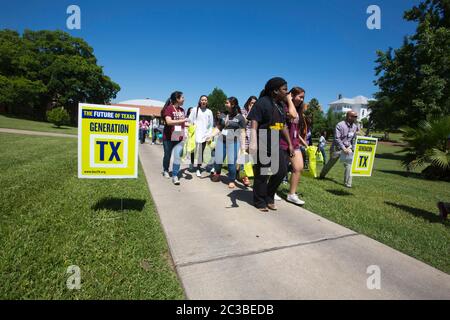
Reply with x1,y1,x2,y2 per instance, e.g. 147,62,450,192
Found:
0,128,77,138
139,143,450,300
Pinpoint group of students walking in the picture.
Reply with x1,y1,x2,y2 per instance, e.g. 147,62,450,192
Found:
139,118,163,144
158,77,359,212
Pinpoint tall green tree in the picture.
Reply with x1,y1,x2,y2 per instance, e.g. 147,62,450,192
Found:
0,29,120,122
207,87,227,117
305,98,326,137
367,97,399,140
372,0,450,129
325,108,345,138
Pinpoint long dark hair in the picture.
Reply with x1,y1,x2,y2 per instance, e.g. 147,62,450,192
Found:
161,91,183,118
227,97,241,117
290,86,307,137
194,95,208,119
244,96,257,111
290,87,306,111
260,77,287,99
197,95,208,108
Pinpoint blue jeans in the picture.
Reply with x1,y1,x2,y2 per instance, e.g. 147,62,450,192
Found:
214,138,239,182
163,140,184,177
319,145,327,164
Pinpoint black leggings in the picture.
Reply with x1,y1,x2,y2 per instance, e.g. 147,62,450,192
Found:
252,148,289,208
190,142,207,168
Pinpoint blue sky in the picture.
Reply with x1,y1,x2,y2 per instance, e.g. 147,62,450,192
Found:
1,0,419,110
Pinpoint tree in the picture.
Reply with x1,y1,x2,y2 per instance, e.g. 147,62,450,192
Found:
401,116,450,180
367,97,399,140
325,108,345,138
305,98,326,137
373,0,450,129
0,75,46,117
207,87,227,117
47,106,70,127
0,29,120,122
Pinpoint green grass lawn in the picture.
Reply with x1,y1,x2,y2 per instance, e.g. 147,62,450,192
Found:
0,114,77,135
370,131,405,143
279,142,450,274
0,133,184,299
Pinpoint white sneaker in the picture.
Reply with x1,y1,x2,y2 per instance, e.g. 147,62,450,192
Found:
163,171,170,179
274,194,282,201
172,176,180,185
210,167,215,174
287,193,305,205
196,169,202,177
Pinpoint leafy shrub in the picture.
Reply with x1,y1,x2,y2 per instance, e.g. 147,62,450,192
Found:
46,107,70,127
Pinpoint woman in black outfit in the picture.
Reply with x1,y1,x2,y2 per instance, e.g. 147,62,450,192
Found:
247,77,295,212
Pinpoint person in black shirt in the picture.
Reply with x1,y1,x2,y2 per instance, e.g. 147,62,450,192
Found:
247,77,294,212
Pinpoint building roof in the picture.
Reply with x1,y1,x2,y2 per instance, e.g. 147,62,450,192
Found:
329,95,375,106
118,99,165,107
111,98,165,117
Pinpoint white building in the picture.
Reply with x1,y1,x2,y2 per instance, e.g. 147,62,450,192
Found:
328,95,375,120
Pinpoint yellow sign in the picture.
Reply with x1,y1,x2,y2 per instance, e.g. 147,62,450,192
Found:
351,136,378,176
78,103,139,178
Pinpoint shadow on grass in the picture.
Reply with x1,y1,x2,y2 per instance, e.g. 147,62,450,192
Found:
385,201,447,224
92,198,146,211
377,169,422,179
319,177,343,187
326,189,353,196
227,189,253,209
375,153,404,161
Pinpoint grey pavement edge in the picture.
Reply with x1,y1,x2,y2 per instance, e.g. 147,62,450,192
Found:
0,128,77,138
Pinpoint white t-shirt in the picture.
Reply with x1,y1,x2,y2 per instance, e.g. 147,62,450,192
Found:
319,136,326,148
189,107,214,143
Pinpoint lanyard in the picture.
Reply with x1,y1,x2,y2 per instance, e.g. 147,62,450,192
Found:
273,101,284,117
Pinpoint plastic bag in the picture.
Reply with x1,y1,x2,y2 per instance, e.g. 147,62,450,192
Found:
187,125,196,153
340,151,353,164
316,149,324,163
238,153,254,178
303,146,318,178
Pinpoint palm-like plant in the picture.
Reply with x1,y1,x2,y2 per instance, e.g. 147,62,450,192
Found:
401,116,450,180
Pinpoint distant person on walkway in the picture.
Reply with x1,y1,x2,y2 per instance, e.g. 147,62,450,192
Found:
211,97,246,189
161,91,187,185
241,96,258,151
247,77,295,212
188,95,214,177
318,130,327,164
240,95,257,186
281,86,308,206
306,117,313,146
319,111,359,188
151,117,159,144
139,119,146,144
